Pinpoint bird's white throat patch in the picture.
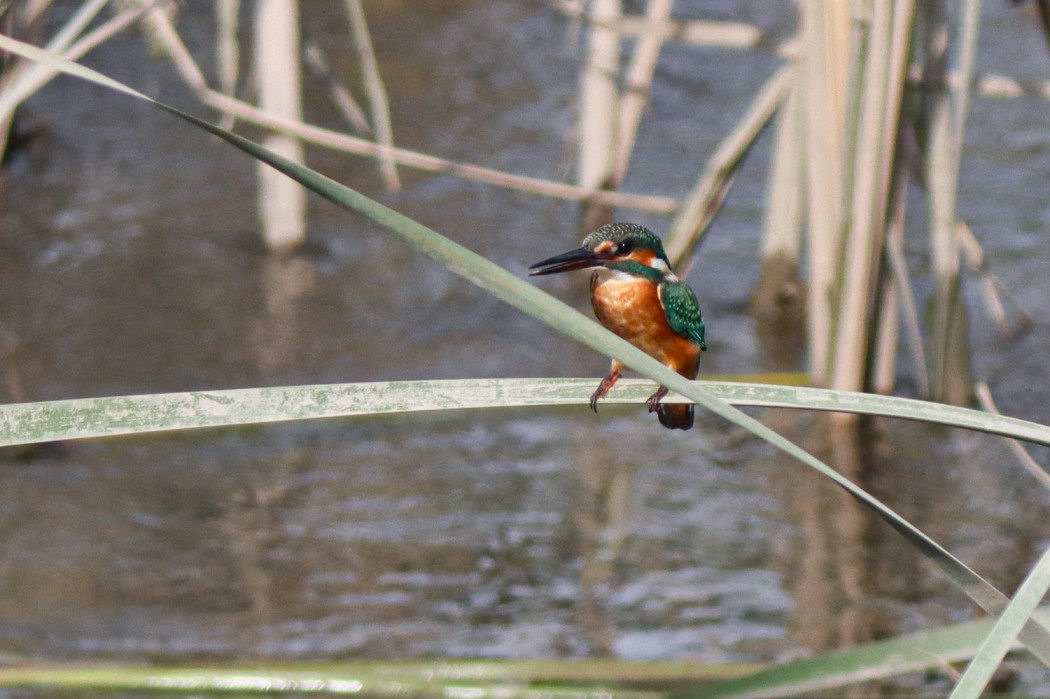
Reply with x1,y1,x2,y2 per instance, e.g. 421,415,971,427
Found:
593,258,679,283
594,267,636,283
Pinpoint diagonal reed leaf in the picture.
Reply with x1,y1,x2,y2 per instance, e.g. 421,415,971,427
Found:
683,608,1050,699
949,545,1050,698
1,34,1049,664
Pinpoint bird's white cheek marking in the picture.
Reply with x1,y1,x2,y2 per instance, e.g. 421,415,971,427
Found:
647,256,678,281
648,257,669,272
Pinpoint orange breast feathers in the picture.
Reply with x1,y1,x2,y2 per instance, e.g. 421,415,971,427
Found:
590,273,701,379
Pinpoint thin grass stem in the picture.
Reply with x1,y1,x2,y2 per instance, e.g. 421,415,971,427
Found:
957,221,1015,337
0,0,110,123
343,0,399,189
882,160,930,397
214,0,239,131
552,2,771,52
974,382,1050,490
303,41,371,135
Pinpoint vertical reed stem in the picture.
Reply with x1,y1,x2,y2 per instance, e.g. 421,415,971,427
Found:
577,0,621,231
254,0,307,252
799,0,848,385
926,0,979,404
830,0,915,398
612,0,673,186
830,1,890,396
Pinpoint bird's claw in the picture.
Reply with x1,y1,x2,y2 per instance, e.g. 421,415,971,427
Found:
590,370,621,412
645,386,669,413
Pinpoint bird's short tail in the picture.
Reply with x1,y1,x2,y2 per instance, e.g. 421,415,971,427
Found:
656,403,694,430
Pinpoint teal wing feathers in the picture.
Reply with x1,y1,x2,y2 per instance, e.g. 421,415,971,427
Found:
658,281,706,350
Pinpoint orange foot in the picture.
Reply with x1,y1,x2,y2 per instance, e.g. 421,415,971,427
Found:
590,370,621,412
645,385,669,413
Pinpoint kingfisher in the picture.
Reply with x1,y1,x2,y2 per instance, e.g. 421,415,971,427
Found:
529,222,706,430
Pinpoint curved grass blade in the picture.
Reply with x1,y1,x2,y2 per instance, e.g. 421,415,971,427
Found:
2,34,1049,662
3,379,1050,449
0,607,1045,699
0,666,662,699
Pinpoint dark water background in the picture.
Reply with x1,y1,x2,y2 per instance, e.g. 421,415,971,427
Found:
1,0,1050,692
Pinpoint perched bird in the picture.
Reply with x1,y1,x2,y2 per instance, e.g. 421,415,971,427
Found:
529,222,706,430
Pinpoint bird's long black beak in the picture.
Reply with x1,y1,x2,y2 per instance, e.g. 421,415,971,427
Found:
528,246,603,276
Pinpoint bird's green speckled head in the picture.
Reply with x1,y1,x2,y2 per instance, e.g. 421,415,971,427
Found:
580,223,670,266
528,222,673,281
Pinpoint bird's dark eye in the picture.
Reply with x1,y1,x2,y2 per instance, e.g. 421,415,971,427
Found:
617,241,634,254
